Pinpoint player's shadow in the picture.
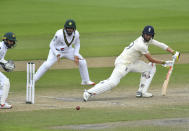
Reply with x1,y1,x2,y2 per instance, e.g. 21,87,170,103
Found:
55,97,82,102
88,96,129,102
55,96,129,102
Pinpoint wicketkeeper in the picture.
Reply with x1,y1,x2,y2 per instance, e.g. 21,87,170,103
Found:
0,32,16,109
34,19,95,85
83,25,180,101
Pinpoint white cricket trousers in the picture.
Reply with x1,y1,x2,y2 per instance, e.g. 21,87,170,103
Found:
34,49,91,82
87,60,156,95
0,72,10,105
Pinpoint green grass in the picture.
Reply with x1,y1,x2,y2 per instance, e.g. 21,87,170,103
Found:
0,0,188,60
0,105,189,131
1,64,188,131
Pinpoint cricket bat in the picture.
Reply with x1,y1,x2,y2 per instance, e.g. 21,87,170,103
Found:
161,58,176,96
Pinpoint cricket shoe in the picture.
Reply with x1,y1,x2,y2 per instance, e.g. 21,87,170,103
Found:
0,103,12,109
83,90,92,102
136,91,142,98
81,80,96,86
136,91,153,98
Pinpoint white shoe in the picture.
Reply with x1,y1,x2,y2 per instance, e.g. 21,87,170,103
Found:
142,92,153,98
136,91,153,98
83,90,91,102
0,103,12,109
81,80,96,86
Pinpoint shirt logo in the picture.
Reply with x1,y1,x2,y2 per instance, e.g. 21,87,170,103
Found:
69,22,72,26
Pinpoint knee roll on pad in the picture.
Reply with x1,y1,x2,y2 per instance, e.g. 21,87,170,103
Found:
142,64,156,79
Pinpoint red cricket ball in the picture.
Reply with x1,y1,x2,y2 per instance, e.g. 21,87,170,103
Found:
76,106,80,110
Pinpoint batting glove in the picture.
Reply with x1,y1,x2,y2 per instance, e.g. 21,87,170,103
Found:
162,60,174,67
172,51,180,60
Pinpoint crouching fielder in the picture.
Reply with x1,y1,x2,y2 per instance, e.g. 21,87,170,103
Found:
34,19,95,85
83,25,180,101
0,32,16,109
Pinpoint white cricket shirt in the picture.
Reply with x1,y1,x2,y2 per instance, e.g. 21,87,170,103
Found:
0,41,8,64
115,36,168,65
50,29,80,56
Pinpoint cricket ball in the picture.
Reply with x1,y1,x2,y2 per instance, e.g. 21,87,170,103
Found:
76,106,80,110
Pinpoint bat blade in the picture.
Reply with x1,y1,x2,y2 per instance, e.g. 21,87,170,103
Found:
162,53,180,96
161,66,173,96
162,79,169,96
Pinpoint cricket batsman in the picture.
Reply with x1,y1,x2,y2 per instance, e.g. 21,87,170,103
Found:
34,19,95,85
0,32,16,109
83,25,180,101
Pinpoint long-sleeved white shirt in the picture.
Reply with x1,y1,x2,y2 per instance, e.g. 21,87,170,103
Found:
115,36,168,65
50,29,80,56
0,41,8,64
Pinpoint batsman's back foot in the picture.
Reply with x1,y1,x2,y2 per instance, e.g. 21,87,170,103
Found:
136,91,143,98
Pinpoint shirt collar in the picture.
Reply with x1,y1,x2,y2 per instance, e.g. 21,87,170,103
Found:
141,36,152,45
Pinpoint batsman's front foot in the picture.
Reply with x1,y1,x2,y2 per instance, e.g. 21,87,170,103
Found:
83,90,91,102
136,91,153,98
81,80,96,86
0,103,12,109
136,91,142,98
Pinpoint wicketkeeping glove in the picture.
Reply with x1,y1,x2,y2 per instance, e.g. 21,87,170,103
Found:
162,60,174,67
0,60,15,72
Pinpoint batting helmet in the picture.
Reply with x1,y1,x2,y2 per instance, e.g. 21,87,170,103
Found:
142,25,155,38
64,19,76,30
